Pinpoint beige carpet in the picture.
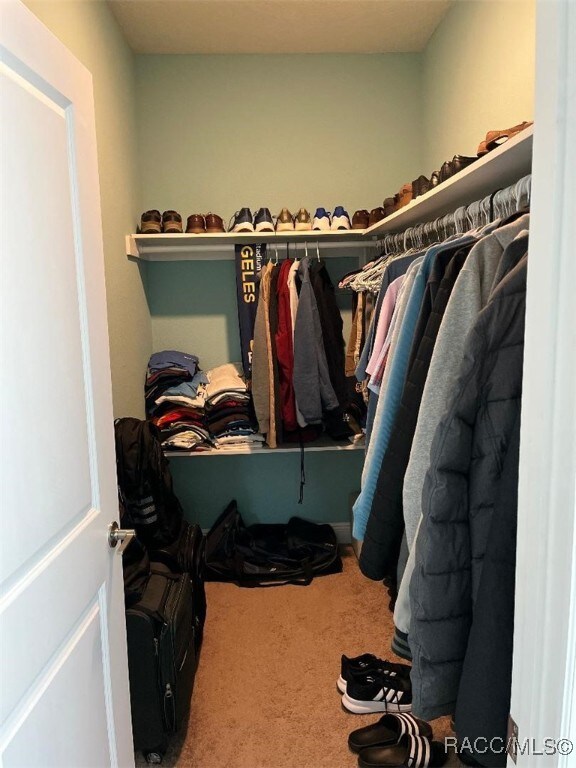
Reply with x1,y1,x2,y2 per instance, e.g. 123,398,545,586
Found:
135,547,459,767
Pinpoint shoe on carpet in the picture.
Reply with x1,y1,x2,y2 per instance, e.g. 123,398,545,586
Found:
254,207,275,232
294,207,312,231
352,209,370,229
276,207,294,232
342,672,412,714
186,213,206,234
331,206,351,230
338,653,411,693
229,208,254,233
162,210,183,233
348,713,432,753
312,207,331,230
205,212,225,233
140,209,162,234
357,733,448,768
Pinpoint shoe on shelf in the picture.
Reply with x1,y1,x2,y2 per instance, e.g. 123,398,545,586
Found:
412,175,431,199
254,207,275,233
348,712,432,753
294,207,312,231
186,214,206,234
397,184,413,208
205,212,225,233
352,209,370,229
382,198,396,218
439,154,477,183
331,206,351,230
229,208,254,233
342,671,412,714
140,209,162,234
477,120,533,156
162,210,183,233
276,207,294,232
369,207,386,226
312,207,331,231
430,170,440,188
338,653,411,694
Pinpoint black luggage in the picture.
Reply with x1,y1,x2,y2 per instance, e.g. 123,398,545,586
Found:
204,500,342,586
126,564,197,764
150,520,207,651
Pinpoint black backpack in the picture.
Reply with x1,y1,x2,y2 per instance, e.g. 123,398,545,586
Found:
114,418,183,548
204,500,342,587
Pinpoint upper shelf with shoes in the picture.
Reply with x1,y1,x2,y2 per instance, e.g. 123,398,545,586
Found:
127,124,533,261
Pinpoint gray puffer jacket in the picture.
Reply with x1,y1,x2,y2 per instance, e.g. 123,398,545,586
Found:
409,256,527,720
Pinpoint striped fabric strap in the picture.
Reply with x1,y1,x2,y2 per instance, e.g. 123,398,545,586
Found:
407,735,431,768
396,713,420,738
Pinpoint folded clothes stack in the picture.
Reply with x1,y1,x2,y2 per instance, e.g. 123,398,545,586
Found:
145,350,212,452
204,363,264,451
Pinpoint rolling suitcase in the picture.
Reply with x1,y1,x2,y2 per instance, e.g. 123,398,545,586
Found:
149,520,207,651
126,564,197,764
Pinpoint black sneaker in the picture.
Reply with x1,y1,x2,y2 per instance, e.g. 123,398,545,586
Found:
254,207,274,233
229,208,254,233
140,209,162,234
162,210,183,233
342,671,412,714
338,653,410,693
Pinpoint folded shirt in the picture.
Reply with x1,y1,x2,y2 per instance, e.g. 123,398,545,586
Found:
149,350,199,378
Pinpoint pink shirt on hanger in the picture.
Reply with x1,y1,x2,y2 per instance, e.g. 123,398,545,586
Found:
366,274,406,379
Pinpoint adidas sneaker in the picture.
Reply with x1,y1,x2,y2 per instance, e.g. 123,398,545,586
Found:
331,206,351,230
312,207,331,230
342,672,412,714
229,208,254,233
338,653,411,694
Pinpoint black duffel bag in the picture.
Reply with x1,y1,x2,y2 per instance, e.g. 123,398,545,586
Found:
204,500,342,587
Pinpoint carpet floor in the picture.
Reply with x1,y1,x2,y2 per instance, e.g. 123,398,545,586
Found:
135,547,459,767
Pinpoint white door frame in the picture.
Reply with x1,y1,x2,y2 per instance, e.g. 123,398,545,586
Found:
510,0,576,764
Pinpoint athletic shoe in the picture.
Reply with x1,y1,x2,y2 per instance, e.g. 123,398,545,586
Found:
229,208,254,233
140,209,162,234
294,207,312,231
162,210,183,233
276,208,294,232
342,672,412,714
312,207,331,230
338,653,411,693
254,207,275,233
331,206,351,230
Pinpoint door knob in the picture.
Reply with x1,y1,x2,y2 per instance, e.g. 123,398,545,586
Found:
108,521,136,553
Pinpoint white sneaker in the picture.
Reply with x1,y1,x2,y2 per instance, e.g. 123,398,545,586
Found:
331,206,351,230
312,207,331,230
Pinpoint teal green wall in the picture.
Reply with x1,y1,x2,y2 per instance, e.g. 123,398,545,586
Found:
422,0,536,173
135,54,423,222
24,0,152,419
170,451,363,529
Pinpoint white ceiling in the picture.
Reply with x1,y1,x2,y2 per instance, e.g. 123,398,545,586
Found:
107,0,452,55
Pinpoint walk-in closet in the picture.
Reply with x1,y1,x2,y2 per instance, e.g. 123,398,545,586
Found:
2,1,575,768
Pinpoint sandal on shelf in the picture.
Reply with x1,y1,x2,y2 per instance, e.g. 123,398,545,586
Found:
349,713,432,753
358,734,448,768
477,121,533,156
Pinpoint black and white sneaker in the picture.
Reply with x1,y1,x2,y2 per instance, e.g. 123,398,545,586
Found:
254,207,274,233
342,672,412,714
338,653,411,694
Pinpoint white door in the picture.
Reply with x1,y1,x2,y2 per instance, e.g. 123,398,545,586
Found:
0,2,134,766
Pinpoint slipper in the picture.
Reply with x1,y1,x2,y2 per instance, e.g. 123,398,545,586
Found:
349,713,432,753
358,734,448,768
477,121,533,155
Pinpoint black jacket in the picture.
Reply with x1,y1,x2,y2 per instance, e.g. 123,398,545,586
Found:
409,255,527,720
360,246,469,582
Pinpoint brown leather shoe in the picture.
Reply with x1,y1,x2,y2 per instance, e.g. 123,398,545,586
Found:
140,209,162,234
397,184,413,208
162,210,183,233
477,121,533,156
368,207,386,226
205,213,225,233
383,198,396,217
352,209,370,229
186,214,206,234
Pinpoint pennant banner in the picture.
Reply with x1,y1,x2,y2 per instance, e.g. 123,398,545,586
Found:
235,243,266,379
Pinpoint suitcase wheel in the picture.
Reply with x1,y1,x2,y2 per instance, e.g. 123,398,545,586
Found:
145,751,163,765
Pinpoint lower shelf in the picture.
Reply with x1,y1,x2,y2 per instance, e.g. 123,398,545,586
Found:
164,436,365,457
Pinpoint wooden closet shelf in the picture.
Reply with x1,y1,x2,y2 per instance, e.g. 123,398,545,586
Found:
164,437,365,458
126,126,533,261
